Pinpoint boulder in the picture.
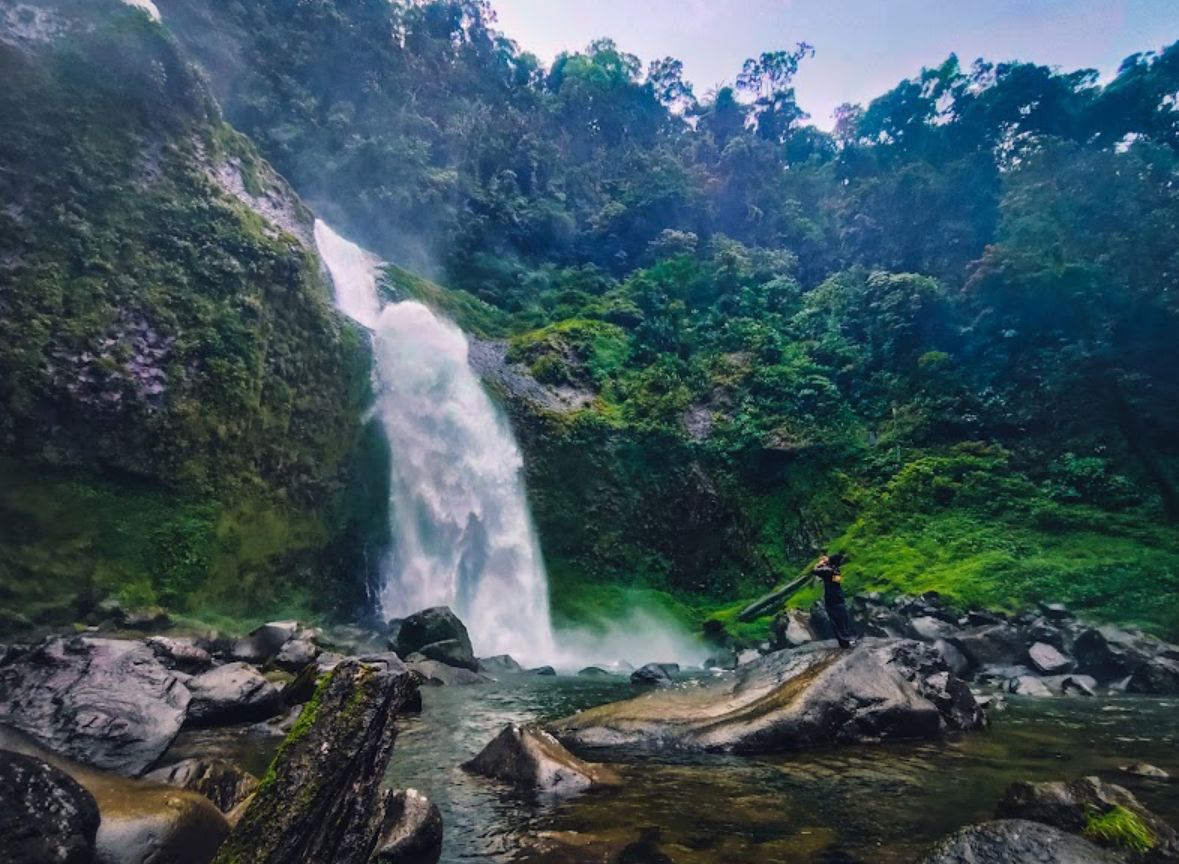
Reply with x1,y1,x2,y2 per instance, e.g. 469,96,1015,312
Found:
1008,675,1054,697
0,636,190,775
807,602,837,640
1029,642,1075,675
920,820,1120,864
771,609,815,649
408,659,488,686
273,638,319,673
530,665,557,676
123,607,172,632
478,655,523,674
146,637,213,673
550,639,983,754
630,663,673,686
998,776,1178,855
211,659,420,864
371,789,442,864
0,726,229,864
463,723,619,795
143,758,259,814
1125,655,1179,695
703,647,738,670
1039,674,1099,697
932,639,971,677
0,749,100,864
1073,627,1147,683
976,664,1034,687
250,620,300,658
951,625,1025,670
417,639,478,672
1122,763,1169,780
185,662,284,727
907,616,954,643
577,666,613,677
1039,602,1074,621
388,607,476,671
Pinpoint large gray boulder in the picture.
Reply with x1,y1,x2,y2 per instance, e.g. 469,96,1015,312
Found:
0,749,100,864
0,636,190,775
211,659,421,864
1029,642,1074,675
388,607,477,672
951,624,1026,670
920,820,1120,863
549,639,984,754
408,659,489,686
185,662,284,727
463,723,619,795
1126,655,1179,695
630,663,673,686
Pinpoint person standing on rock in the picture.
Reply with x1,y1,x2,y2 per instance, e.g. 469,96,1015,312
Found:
814,553,857,648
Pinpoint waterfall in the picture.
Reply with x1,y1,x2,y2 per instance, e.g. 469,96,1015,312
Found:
314,220,555,664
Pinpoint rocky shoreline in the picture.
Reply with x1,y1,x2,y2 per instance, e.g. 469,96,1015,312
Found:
2,596,1178,864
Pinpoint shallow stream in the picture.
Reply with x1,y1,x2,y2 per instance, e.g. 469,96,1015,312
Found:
388,676,1179,863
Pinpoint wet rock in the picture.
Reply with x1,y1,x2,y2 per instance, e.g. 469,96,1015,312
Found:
998,776,1178,854
551,639,982,754
932,638,971,677
1121,763,1169,780
577,666,613,677
228,637,268,664
210,659,420,864
1073,627,1146,683
146,636,212,672
920,820,1120,863
1028,642,1074,675
463,723,620,795
185,662,284,726
417,638,478,672
976,664,1034,688
0,636,190,775
372,789,442,864
388,607,476,671
1126,655,1179,695
273,638,319,672
908,616,954,642
704,646,738,670
1007,675,1054,697
530,665,557,676
250,620,300,658
1039,602,1074,621
479,654,524,673
630,663,673,686
772,609,815,649
0,727,229,864
408,659,488,686
143,758,259,814
0,749,100,864
951,624,1025,670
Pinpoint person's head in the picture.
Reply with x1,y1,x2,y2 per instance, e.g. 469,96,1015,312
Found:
828,551,847,567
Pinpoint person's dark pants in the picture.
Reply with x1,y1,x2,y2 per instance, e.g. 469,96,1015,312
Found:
825,600,856,645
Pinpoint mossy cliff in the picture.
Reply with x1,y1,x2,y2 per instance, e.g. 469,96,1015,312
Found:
0,0,387,628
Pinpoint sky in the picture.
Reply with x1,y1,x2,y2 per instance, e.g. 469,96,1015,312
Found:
491,0,1179,128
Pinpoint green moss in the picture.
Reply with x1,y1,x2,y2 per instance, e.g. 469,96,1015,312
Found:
1084,806,1155,852
379,265,512,338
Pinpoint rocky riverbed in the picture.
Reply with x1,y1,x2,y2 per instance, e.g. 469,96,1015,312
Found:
2,597,1178,863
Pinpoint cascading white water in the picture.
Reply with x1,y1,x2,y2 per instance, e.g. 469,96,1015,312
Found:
314,220,555,664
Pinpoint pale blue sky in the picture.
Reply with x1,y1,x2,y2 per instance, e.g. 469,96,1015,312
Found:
492,0,1179,128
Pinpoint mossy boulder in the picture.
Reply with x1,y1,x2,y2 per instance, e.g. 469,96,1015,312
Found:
211,658,420,864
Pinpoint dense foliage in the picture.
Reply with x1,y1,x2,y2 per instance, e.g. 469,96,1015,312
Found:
0,0,386,627
5,0,1178,635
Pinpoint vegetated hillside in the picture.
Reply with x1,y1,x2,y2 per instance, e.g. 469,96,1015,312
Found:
0,0,387,629
156,0,1179,637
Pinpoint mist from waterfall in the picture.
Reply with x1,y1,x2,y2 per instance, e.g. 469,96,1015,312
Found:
314,220,555,664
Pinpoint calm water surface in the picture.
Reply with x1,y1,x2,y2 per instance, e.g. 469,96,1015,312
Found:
385,675,1179,864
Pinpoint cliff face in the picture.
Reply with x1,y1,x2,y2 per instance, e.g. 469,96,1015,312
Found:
0,0,386,628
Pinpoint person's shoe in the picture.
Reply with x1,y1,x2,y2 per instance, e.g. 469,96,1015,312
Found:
837,639,853,649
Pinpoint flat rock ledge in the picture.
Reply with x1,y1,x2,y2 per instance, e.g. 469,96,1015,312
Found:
549,638,984,754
